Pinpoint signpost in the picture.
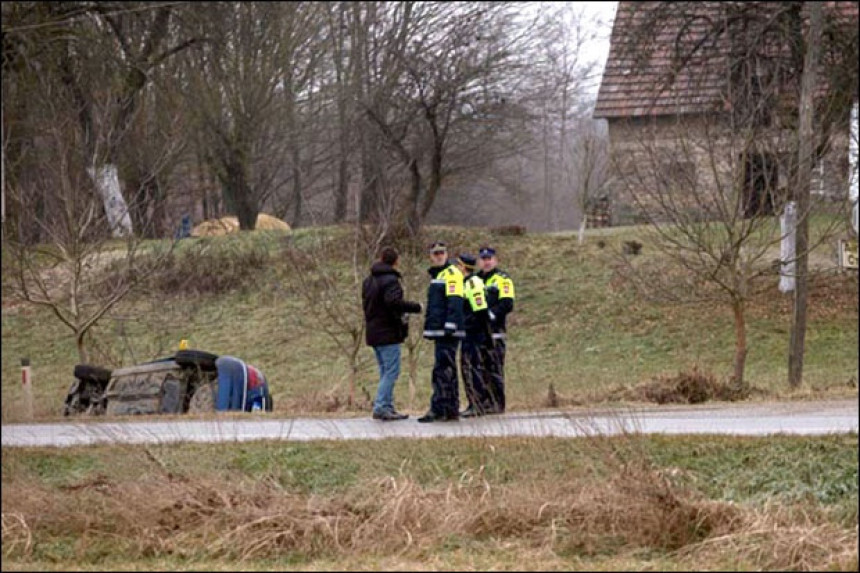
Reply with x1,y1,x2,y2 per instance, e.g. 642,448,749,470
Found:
838,239,858,270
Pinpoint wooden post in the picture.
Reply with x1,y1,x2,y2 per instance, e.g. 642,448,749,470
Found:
21,358,33,420
788,2,822,388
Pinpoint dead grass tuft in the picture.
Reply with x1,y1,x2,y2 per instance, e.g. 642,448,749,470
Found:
675,510,859,571
1,512,33,559
628,366,751,404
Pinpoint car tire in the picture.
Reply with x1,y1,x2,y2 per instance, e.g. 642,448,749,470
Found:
188,381,217,413
175,350,219,372
64,379,104,416
63,392,82,417
73,364,112,385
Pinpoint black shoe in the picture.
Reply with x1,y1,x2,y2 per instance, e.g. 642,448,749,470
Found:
417,411,459,423
482,405,504,415
460,406,481,418
373,410,408,421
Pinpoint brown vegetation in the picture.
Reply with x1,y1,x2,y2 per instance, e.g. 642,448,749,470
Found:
2,450,854,570
627,366,751,404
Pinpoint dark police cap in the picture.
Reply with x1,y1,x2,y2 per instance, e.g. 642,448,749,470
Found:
479,246,496,258
458,253,477,268
428,240,447,253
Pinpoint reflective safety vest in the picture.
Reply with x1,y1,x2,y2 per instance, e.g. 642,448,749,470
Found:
480,268,515,339
423,263,465,338
462,273,490,335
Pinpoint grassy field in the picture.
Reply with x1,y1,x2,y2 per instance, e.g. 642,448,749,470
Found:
2,433,857,570
2,222,857,570
2,221,858,422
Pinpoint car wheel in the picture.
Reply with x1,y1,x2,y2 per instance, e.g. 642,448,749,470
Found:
73,364,112,385
175,350,219,372
63,392,83,417
64,379,93,416
188,381,217,413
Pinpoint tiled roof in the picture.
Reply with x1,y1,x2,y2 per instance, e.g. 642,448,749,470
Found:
594,1,858,119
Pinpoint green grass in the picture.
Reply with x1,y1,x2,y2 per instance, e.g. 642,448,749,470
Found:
2,222,857,421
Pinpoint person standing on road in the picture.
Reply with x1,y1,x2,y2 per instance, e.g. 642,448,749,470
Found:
477,245,515,414
362,246,423,421
456,253,494,418
418,240,465,423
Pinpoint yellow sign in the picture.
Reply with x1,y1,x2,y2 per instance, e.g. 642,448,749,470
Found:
839,240,858,270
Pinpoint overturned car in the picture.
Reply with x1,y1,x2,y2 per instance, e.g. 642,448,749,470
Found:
63,350,273,417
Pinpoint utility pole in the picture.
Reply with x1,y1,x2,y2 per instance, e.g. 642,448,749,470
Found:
788,1,822,388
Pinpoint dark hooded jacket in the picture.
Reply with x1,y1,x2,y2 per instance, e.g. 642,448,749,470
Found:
362,262,422,346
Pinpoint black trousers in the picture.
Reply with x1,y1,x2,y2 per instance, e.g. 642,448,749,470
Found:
461,334,492,411
484,338,506,412
430,337,460,417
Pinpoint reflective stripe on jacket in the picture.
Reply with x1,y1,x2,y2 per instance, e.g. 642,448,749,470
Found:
480,268,515,338
423,263,465,338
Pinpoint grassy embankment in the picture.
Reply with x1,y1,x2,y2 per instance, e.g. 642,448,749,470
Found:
2,433,857,570
2,220,857,422
1,221,857,570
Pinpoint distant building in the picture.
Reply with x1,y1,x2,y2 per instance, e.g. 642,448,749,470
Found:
593,1,858,225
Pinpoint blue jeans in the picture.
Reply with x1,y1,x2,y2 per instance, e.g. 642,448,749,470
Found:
215,355,270,412
373,344,402,414
215,356,246,411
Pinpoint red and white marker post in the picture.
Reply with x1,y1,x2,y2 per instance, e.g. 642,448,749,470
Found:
21,357,33,420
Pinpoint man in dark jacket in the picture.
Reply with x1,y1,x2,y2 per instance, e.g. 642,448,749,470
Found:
456,253,494,418
477,245,515,414
362,246,422,421
418,240,465,423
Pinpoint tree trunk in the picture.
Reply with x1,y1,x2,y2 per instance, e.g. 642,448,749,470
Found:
731,297,747,386
291,161,303,229
405,159,422,237
359,143,380,224
76,331,89,365
222,158,257,230
87,164,134,237
788,1,821,388
419,140,444,221
577,218,587,245
334,150,349,222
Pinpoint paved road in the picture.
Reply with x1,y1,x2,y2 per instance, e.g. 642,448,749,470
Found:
2,399,856,448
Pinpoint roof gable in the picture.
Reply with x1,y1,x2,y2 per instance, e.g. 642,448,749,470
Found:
594,1,858,119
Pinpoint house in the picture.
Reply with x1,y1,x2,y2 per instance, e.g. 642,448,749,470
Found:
593,1,858,225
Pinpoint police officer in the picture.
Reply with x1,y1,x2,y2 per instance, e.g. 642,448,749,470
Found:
456,253,494,418
477,245,515,414
418,241,465,423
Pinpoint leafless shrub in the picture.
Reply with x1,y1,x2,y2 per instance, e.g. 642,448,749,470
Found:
492,225,527,236
621,240,642,255
630,366,751,404
146,243,270,297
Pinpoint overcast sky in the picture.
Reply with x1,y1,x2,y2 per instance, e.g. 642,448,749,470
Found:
573,1,618,95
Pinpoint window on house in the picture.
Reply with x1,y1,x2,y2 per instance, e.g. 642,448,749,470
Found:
741,152,779,217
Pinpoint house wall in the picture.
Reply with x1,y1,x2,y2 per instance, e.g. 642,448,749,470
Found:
604,114,850,225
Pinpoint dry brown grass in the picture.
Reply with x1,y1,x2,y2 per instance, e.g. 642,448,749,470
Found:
543,366,757,408
627,366,752,404
3,448,855,570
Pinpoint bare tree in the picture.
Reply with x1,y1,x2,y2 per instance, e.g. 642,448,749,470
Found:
2,90,177,363
358,2,541,236
609,1,857,387
180,3,326,231
3,2,199,238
